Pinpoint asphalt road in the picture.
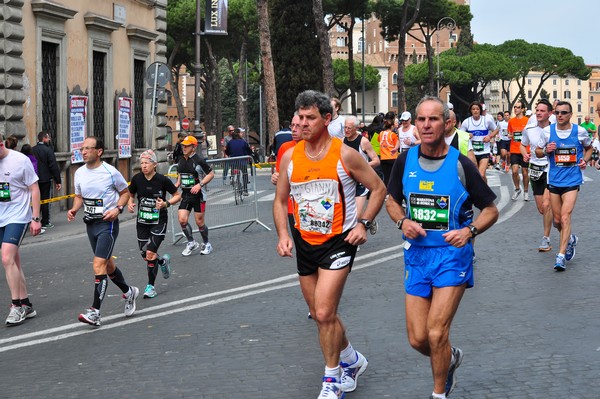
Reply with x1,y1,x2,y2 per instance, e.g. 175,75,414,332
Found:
1,167,600,398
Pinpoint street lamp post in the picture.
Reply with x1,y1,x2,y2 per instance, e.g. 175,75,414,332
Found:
436,17,456,97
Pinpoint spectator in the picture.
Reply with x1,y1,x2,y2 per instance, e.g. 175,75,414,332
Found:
33,131,62,230
21,144,38,175
4,135,18,150
272,121,293,157
225,128,253,195
172,132,186,164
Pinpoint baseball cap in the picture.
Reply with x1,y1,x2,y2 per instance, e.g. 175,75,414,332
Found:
400,111,411,121
139,149,158,164
181,135,198,146
525,110,532,116
447,102,454,110
481,104,487,111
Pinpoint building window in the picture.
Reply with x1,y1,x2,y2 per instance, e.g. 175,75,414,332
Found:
553,79,557,85
564,90,571,99
336,37,345,47
392,91,398,108
577,79,581,85
553,90,558,99
336,24,344,33
527,79,532,85
528,90,532,98
392,72,398,85
134,59,146,149
358,37,364,53
41,41,59,145
577,91,581,99
92,51,106,141
577,103,582,112
565,79,570,85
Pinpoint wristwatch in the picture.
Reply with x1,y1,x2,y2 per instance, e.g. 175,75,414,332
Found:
358,219,373,230
396,217,408,230
117,205,124,214
31,217,41,222
468,224,478,238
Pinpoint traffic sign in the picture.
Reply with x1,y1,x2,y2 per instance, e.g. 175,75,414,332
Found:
181,118,190,130
145,62,171,87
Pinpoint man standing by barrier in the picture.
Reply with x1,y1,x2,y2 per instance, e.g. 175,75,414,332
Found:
175,135,215,256
67,136,139,326
535,101,593,271
386,96,498,398
33,131,61,231
0,135,42,325
274,90,386,398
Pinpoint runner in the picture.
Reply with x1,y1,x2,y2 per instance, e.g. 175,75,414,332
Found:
535,101,593,271
378,111,400,186
0,135,42,325
128,149,181,298
387,96,498,399
521,99,553,252
175,135,215,256
67,136,139,326
398,111,421,153
274,90,386,398
460,101,497,183
508,100,530,201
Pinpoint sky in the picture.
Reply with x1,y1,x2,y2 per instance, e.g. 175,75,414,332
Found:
469,0,600,65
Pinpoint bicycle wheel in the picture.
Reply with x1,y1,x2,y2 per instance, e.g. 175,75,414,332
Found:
234,175,242,205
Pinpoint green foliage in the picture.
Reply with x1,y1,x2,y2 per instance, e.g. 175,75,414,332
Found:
332,58,380,98
269,0,323,122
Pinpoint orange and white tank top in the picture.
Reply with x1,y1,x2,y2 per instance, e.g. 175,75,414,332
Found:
288,138,357,245
378,129,399,160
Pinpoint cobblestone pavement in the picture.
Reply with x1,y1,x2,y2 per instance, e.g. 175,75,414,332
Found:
1,168,599,398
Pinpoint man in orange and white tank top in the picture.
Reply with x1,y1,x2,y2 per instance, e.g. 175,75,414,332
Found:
398,111,421,153
274,90,386,399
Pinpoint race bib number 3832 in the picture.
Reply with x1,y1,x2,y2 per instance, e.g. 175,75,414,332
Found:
408,193,450,231
291,179,339,235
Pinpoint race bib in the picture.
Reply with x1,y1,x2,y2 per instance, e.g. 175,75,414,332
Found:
408,193,450,231
0,182,10,202
291,179,339,235
472,140,484,152
513,131,523,142
528,163,545,181
138,197,159,225
83,198,104,220
554,147,577,167
180,173,196,188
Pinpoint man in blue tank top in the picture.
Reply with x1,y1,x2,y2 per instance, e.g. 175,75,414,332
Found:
535,101,593,271
386,96,498,399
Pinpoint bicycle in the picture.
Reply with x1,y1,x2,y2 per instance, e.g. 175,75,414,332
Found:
230,168,243,205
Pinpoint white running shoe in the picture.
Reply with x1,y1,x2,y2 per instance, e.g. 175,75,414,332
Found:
200,242,213,255
511,188,522,200
523,191,530,201
78,307,101,326
160,254,171,279
5,305,26,326
123,286,139,317
182,241,200,256
318,377,345,399
340,351,369,392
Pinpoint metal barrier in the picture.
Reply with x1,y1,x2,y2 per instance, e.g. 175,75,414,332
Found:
168,155,271,244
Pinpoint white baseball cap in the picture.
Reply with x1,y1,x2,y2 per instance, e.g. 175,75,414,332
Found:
481,104,487,111
400,111,411,121
447,102,454,110
525,110,532,116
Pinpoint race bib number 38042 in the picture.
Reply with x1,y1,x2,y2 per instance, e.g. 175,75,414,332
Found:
408,193,450,231
291,179,339,235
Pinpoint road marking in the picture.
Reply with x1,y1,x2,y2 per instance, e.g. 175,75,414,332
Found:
0,246,403,353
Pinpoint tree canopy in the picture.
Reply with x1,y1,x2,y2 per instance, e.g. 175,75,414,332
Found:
332,58,380,101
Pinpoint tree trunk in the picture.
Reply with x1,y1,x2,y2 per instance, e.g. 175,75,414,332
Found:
257,0,279,145
237,41,248,134
312,0,335,96
397,0,421,111
347,18,357,115
167,42,186,122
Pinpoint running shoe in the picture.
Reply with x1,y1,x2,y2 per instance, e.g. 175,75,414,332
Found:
565,234,578,261
369,219,378,235
308,311,313,319
143,284,157,299
554,255,566,272
39,228,46,235
523,191,530,201
445,346,463,396
22,304,37,319
318,376,345,399
511,188,522,200
200,242,213,255
340,351,369,392
123,286,139,317
5,305,26,326
160,253,171,279
538,237,552,252
181,241,200,256
43,223,55,229
78,307,101,326
494,164,501,170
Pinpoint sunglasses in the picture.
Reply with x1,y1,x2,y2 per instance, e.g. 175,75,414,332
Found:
554,110,571,115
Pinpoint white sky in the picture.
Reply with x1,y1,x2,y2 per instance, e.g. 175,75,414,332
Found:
470,0,599,65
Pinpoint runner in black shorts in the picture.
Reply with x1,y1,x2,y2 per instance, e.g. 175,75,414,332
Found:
128,150,181,299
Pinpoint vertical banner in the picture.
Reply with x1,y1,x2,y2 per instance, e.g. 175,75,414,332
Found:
69,95,88,164
205,0,228,35
117,97,133,158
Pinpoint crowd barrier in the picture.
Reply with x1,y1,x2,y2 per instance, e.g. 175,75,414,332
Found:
167,155,271,244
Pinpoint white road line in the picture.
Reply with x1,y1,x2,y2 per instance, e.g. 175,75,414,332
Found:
0,247,403,353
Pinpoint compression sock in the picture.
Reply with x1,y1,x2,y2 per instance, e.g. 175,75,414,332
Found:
182,223,194,242
147,259,158,286
199,225,209,244
92,275,108,309
21,298,32,307
108,267,130,293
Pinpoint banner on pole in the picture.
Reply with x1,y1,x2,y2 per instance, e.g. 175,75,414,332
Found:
205,0,228,35
69,95,88,164
117,97,133,158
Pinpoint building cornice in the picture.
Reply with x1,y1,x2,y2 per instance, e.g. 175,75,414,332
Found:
31,0,77,21
126,25,158,42
84,13,121,33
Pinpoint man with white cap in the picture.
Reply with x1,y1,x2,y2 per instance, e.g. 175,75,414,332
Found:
398,111,421,153
175,135,215,256
128,149,182,298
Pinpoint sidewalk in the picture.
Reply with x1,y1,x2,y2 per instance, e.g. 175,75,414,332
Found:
21,204,137,247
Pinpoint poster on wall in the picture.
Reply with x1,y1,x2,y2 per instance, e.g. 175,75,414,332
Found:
206,135,218,156
117,97,133,158
69,95,88,164
204,0,228,35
